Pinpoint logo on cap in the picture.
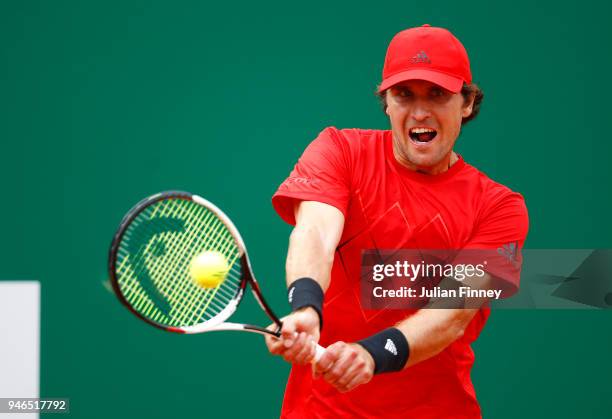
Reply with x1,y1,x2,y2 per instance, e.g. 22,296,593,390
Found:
410,50,431,64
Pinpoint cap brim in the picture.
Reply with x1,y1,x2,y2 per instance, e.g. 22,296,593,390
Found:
378,69,464,93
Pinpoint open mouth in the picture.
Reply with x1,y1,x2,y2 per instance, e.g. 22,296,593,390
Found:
409,127,437,143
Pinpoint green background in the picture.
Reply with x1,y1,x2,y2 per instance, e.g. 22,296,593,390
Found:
1,0,610,417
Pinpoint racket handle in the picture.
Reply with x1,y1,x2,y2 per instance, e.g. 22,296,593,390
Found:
313,343,326,363
288,332,325,363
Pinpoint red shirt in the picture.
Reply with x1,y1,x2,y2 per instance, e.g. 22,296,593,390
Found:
272,127,529,419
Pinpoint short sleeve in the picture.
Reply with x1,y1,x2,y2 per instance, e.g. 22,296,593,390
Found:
272,127,351,225
457,188,529,297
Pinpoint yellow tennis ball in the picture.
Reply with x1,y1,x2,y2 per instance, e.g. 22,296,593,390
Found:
190,251,230,288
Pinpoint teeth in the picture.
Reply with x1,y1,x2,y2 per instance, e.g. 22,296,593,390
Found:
410,127,435,134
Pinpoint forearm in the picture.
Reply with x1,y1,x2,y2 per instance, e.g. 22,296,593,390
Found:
285,206,340,291
264,202,343,364
396,308,477,367
395,272,493,367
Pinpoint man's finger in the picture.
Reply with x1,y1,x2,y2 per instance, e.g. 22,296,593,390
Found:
267,337,287,355
294,337,316,364
335,357,361,388
281,319,297,348
263,323,286,355
314,341,343,374
283,331,307,361
342,370,372,393
324,348,357,385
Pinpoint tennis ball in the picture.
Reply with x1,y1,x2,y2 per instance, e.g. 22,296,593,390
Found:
190,251,230,288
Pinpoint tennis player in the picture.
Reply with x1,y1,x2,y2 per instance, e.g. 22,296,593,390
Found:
265,24,529,418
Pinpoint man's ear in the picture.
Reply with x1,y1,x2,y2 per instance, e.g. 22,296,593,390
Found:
381,90,390,116
462,94,475,118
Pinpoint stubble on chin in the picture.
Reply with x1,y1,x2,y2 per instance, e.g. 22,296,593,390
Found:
392,134,454,174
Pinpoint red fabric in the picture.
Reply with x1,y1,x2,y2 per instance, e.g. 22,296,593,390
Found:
272,127,529,419
379,25,472,93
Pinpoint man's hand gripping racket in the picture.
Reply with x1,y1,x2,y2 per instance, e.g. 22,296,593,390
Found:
108,191,325,363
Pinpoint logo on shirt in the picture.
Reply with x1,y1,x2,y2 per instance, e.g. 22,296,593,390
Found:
498,242,518,260
410,50,431,64
285,176,320,186
498,242,520,268
384,338,398,355
288,286,295,303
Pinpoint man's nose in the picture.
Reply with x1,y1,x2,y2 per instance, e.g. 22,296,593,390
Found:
411,101,431,122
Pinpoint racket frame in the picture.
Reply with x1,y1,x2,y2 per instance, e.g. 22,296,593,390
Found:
108,191,283,337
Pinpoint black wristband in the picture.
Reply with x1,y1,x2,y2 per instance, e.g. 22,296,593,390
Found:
357,328,410,374
287,277,324,330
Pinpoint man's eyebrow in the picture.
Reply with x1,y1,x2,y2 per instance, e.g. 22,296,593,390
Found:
431,86,451,93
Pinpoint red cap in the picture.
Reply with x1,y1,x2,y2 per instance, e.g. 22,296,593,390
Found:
379,24,472,93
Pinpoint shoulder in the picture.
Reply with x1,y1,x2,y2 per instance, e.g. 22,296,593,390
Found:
315,126,388,144
311,127,389,159
462,162,528,226
461,162,525,204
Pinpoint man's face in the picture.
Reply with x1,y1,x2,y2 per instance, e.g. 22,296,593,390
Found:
385,79,474,174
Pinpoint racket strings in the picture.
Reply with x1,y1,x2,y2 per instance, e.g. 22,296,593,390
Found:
186,223,242,324
151,199,242,319
172,207,235,324
151,201,216,320
119,199,195,317
167,205,241,325
139,200,203,322
117,202,239,326
115,198,243,327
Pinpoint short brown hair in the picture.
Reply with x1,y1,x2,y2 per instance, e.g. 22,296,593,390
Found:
376,83,484,126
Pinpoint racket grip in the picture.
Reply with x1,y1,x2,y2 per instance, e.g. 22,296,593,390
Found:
313,343,326,363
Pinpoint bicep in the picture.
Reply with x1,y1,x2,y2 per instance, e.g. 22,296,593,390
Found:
294,201,345,255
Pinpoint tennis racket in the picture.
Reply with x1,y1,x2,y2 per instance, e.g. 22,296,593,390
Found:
108,190,325,361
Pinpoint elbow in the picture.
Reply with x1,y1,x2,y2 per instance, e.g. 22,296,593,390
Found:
289,223,315,243
451,324,466,341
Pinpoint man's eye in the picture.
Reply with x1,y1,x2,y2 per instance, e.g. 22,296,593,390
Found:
431,88,449,99
394,88,412,98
